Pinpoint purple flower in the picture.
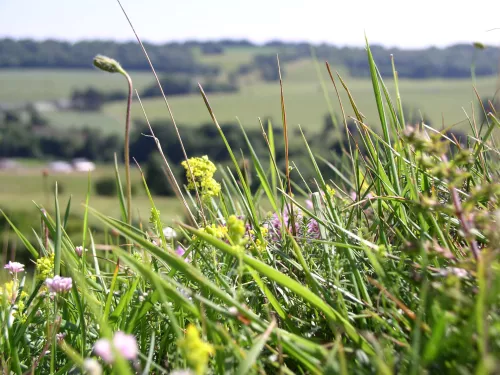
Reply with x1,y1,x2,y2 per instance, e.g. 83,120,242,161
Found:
45,276,72,294
94,331,138,364
307,219,321,239
175,246,185,257
4,261,25,274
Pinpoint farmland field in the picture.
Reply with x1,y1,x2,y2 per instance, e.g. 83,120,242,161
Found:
104,61,498,134
0,165,183,227
0,69,155,103
1,52,498,136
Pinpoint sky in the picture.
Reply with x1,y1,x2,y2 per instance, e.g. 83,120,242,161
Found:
0,0,499,48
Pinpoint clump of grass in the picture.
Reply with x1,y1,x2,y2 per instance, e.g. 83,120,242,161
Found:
1,19,500,375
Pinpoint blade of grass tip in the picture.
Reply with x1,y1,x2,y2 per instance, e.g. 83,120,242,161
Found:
114,153,128,223
237,320,276,375
62,195,72,230
277,54,296,237
391,54,405,130
116,0,205,226
135,90,199,226
54,182,62,275
0,210,39,259
310,46,337,129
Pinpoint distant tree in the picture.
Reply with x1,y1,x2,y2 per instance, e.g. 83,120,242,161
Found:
145,153,179,196
200,43,224,55
27,106,48,127
141,75,194,98
71,88,105,111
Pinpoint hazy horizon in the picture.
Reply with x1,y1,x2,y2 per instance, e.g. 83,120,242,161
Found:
1,0,499,49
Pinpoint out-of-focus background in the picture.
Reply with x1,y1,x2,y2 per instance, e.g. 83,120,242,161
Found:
1,0,499,259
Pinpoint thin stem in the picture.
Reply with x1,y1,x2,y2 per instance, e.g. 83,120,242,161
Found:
121,70,133,227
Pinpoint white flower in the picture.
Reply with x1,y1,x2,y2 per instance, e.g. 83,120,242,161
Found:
83,358,102,375
163,227,177,240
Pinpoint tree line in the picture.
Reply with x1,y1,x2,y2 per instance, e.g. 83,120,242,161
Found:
1,39,498,79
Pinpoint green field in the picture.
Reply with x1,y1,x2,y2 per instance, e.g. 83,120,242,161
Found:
1,49,498,136
0,166,183,227
104,59,498,134
0,69,155,103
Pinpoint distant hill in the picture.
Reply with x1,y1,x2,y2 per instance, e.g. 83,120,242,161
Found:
1,38,499,78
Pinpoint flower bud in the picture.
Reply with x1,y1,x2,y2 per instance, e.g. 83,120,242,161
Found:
93,55,123,74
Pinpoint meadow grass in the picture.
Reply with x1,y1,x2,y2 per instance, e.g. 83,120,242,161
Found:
1,33,500,375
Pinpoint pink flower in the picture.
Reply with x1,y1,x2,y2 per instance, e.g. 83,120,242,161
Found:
113,331,138,360
94,331,138,364
75,246,85,257
94,339,113,363
56,333,66,343
4,261,25,274
45,276,72,294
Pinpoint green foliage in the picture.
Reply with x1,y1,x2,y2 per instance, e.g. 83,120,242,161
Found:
94,177,138,197
2,40,500,375
145,153,179,197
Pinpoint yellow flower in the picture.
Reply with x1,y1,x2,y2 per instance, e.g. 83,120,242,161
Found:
178,324,214,375
182,156,221,200
0,280,17,303
36,253,55,281
325,185,336,197
227,215,245,245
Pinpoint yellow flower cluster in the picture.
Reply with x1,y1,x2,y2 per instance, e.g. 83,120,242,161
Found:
36,253,55,281
181,156,221,200
13,291,29,322
227,215,245,245
203,224,228,239
178,324,214,375
248,226,268,252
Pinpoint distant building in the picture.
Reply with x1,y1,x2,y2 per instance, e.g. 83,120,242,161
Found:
72,158,96,172
48,161,73,173
0,158,19,170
